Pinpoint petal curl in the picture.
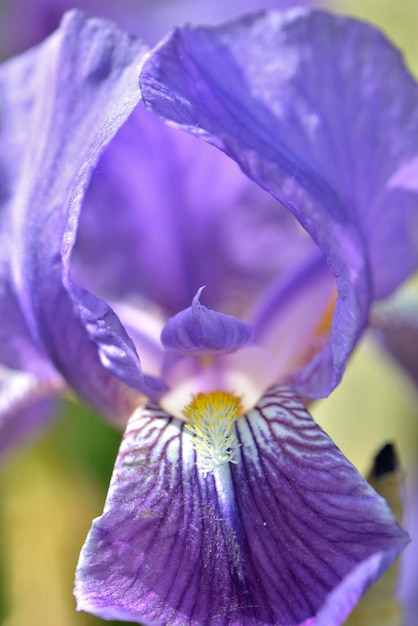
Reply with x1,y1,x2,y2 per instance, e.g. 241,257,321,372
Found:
75,386,408,625
0,368,63,459
161,287,253,355
0,11,164,414
140,9,418,395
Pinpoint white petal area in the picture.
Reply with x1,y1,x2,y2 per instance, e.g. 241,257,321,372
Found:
111,300,166,377
160,345,278,418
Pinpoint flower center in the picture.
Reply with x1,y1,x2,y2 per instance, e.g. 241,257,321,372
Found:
183,391,242,477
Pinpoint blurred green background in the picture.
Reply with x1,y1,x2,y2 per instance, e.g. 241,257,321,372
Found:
0,1,418,625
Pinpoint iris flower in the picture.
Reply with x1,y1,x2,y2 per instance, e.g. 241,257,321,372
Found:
1,7,418,626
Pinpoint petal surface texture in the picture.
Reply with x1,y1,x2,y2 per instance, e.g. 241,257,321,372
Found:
75,386,408,626
140,9,418,396
0,10,162,416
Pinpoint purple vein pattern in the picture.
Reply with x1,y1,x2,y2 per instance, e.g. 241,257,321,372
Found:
76,387,407,625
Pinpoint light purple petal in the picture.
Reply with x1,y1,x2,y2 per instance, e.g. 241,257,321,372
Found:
251,253,337,395
0,11,164,415
0,259,56,378
161,287,253,355
110,301,167,378
0,368,63,459
141,9,418,395
0,0,311,59
75,386,408,625
73,104,316,319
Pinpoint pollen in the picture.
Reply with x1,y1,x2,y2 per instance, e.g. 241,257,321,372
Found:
183,391,242,477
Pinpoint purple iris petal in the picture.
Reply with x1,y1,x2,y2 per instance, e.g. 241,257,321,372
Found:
75,386,408,625
0,10,165,417
0,264,55,378
140,9,418,395
73,104,316,319
251,253,336,394
0,369,62,459
0,0,311,59
161,287,253,355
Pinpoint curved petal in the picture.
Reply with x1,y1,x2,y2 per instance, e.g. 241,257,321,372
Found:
161,287,253,355
0,261,56,378
74,104,316,319
110,301,167,378
75,386,408,626
251,253,337,395
0,368,63,460
0,11,164,415
140,9,418,395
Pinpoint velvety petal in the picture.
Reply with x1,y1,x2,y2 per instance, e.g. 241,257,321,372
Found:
161,287,253,355
0,11,164,415
75,386,408,626
141,9,418,395
73,104,316,319
0,368,63,459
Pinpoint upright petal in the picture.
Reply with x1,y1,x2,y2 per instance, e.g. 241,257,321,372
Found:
0,11,164,416
251,253,337,395
0,262,54,378
73,104,316,319
0,0,312,59
75,386,408,626
141,9,418,395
